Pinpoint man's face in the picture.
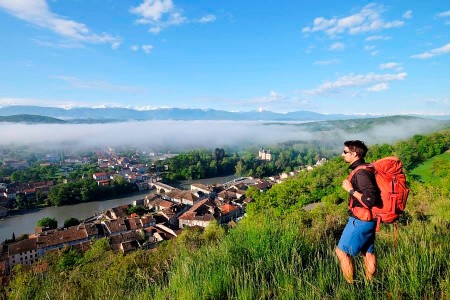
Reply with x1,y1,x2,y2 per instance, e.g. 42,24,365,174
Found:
342,146,357,164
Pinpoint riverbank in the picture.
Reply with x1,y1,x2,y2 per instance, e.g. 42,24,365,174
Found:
0,190,154,242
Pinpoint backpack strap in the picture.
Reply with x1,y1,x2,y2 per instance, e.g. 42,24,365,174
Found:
347,165,375,209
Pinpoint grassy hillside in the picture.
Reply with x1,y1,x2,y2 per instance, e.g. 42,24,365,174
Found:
409,151,450,184
5,130,450,300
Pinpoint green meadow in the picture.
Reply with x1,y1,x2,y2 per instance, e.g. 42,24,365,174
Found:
409,151,450,184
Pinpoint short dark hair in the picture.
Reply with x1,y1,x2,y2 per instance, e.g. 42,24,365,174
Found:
344,140,368,158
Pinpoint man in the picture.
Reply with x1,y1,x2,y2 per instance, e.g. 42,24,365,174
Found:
336,140,381,283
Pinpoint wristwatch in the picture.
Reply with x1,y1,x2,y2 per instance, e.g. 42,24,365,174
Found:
349,189,355,196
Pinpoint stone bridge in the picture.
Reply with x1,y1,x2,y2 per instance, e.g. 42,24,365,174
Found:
151,182,177,194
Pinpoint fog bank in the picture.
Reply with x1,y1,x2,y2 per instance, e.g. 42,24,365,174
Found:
0,119,445,151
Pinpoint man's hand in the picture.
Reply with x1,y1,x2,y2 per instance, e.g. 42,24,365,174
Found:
342,179,353,192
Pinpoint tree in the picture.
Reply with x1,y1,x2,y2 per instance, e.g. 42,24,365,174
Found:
36,217,58,229
64,217,80,228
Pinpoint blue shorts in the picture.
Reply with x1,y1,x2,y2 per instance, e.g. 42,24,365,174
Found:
337,217,376,257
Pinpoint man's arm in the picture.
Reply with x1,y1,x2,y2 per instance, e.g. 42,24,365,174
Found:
342,169,379,208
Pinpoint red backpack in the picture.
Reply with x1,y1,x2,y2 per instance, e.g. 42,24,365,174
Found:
348,156,410,232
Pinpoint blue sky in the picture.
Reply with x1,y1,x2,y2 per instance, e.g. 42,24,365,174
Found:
0,0,449,115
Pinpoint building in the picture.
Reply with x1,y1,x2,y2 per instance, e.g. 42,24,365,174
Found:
8,238,39,269
258,148,272,161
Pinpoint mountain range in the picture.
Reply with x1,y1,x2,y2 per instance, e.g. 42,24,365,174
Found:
0,105,449,122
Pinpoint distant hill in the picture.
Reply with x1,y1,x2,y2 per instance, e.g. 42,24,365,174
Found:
2,105,447,122
0,114,66,124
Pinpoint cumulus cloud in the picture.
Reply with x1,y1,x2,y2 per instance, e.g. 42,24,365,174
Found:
303,72,407,96
411,43,450,59
302,4,404,37
329,42,345,51
0,0,121,48
130,0,211,33
130,0,186,33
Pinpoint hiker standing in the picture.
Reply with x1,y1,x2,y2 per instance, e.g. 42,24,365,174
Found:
336,140,381,283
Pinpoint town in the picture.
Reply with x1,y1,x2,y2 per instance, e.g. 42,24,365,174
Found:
0,146,328,284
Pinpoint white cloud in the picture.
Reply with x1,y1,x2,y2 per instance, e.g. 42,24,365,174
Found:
437,11,450,18
302,4,404,37
370,50,379,56
313,59,341,65
364,45,376,51
130,45,139,51
365,35,391,41
329,42,345,51
402,10,412,19
367,83,388,92
130,0,190,34
142,44,153,54
0,0,121,48
130,0,173,22
303,72,407,95
380,62,402,71
196,14,216,23
411,43,450,59
149,26,162,34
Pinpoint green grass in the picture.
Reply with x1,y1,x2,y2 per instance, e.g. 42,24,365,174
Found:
409,151,450,183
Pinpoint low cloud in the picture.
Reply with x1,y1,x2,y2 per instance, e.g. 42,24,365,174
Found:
0,119,443,152
303,72,407,96
302,4,404,37
411,43,450,59
0,0,121,48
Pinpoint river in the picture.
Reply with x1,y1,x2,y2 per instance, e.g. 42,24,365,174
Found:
0,174,238,242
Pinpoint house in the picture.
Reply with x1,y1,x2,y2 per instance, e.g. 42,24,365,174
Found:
147,198,174,211
217,190,237,201
36,225,94,255
180,191,199,206
93,172,108,181
102,218,128,236
219,203,242,224
253,179,272,192
178,199,216,229
190,183,212,195
109,204,131,219
8,238,38,269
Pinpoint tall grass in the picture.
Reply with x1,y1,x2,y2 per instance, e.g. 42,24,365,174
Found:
142,199,449,300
